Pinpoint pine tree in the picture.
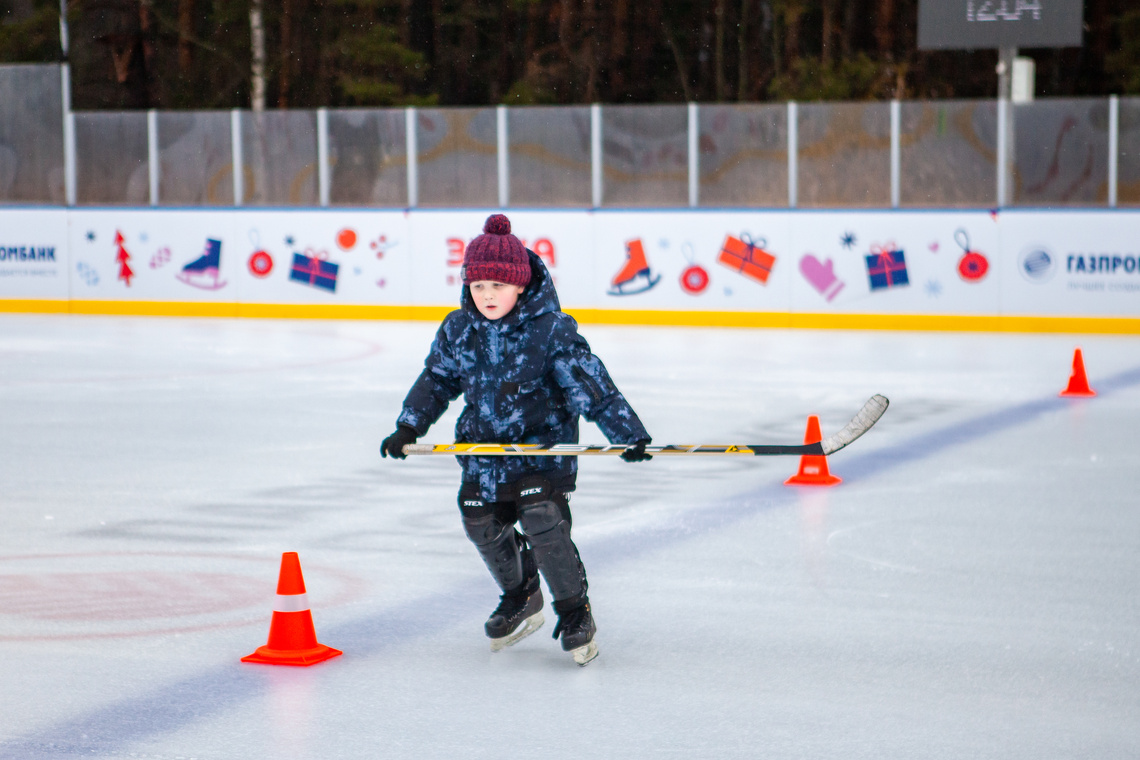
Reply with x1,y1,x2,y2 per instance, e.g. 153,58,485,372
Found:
115,231,134,287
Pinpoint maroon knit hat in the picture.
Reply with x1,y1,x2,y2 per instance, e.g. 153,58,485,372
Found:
462,214,531,288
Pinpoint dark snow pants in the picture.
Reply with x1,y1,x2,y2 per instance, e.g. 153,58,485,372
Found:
457,475,588,608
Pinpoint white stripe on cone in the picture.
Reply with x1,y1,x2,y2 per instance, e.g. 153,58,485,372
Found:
273,593,310,613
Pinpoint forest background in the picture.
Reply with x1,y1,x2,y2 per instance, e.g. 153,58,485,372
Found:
1,0,1138,110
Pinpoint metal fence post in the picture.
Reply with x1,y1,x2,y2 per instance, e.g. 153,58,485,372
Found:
406,106,418,208
996,98,1009,207
1108,95,1119,209
317,107,329,207
890,100,901,208
61,64,76,206
787,101,798,209
688,102,699,208
231,109,243,206
147,109,159,207
591,104,603,208
497,105,509,208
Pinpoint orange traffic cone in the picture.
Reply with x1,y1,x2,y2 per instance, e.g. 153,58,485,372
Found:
1059,348,1096,397
242,552,342,667
784,415,842,487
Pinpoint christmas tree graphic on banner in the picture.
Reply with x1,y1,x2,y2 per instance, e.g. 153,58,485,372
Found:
115,231,134,286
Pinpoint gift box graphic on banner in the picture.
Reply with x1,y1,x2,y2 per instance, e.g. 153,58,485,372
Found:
864,246,909,291
289,250,339,293
718,234,775,285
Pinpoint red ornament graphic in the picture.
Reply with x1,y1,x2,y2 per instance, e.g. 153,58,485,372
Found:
248,250,274,277
680,264,709,294
954,229,988,283
957,251,989,281
336,228,357,251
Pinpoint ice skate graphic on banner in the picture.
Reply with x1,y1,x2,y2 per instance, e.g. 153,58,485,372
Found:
114,231,134,286
954,229,989,282
718,234,775,285
176,239,227,290
865,243,909,291
799,254,845,301
608,239,661,296
289,249,339,293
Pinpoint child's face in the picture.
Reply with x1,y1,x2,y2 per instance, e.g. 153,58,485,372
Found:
469,280,525,320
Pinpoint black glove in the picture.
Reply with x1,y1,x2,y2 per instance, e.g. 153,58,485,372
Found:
380,424,418,460
620,439,653,463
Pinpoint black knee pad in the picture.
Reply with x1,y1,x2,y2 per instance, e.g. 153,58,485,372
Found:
458,484,518,546
458,483,531,593
516,476,571,533
515,476,586,605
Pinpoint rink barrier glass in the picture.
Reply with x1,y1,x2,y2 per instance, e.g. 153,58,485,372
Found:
74,112,150,205
899,100,997,207
326,108,407,206
797,102,892,208
507,106,592,207
1011,98,1110,207
0,64,64,204
5,299,1136,334
239,110,319,206
157,111,234,206
0,61,1131,210
415,107,498,207
697,103,788,207
601,105,689,207
1119,97,1140,207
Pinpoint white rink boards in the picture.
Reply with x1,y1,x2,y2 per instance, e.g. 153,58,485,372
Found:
2,208,1139,323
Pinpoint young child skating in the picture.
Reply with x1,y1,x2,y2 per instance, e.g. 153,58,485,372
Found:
380,214,652,665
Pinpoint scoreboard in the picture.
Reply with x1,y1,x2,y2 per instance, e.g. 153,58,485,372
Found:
918,0,1084,49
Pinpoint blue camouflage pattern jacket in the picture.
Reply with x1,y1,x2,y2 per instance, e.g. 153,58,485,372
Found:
397,251,651,501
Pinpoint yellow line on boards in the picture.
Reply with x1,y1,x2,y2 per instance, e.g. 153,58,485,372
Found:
0,299,69,313
235,303,454,321
1,299,1138,334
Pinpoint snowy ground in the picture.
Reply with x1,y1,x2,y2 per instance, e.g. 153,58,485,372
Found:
1,314,1138,759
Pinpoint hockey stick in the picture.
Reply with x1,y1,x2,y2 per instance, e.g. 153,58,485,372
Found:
402,394,888,458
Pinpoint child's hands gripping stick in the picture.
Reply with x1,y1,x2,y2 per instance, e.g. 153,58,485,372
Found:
381,424,418,459
620,439,653,462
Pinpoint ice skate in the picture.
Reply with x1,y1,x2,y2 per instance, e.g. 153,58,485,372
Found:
175,238,227,291
486,576,544,652
607,239,661,296
552,600,598,666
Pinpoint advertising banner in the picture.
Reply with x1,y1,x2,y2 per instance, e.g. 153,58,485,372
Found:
231,210,409,305
406,210,593,309
68,210,240,303
0,209,69,300
786,211,1001,315
998,211,1140,316
591,211,794,312
3,207,1139,326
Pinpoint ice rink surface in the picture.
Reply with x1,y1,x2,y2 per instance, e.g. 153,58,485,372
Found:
1,313,1139,759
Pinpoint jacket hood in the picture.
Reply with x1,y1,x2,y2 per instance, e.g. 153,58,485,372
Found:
461,250,560,329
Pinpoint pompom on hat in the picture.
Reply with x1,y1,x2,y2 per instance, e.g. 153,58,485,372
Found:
462,214,531,288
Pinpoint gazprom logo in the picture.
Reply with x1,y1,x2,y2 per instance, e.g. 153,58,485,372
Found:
1018,246,1055,283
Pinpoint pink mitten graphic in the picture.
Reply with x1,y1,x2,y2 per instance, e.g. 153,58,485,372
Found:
799,254,845,301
